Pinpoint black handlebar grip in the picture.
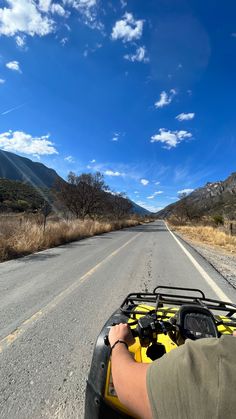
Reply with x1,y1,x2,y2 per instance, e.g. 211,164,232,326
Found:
132,328,139,338
104,335,109,346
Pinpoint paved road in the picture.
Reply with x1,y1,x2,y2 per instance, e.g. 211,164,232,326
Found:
0,221,236,418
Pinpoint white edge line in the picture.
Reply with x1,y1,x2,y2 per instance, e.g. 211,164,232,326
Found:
165,222,232,303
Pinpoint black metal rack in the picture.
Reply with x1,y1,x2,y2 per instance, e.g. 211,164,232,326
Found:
120,286,236,327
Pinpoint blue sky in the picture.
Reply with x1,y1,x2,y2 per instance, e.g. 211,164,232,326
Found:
0,0,236,212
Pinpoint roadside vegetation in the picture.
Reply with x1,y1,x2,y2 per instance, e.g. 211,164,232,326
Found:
0,172,154,262
168,216,236,254
0,216,144,262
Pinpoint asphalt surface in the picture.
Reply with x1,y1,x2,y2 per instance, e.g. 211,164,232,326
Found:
0,220,236,418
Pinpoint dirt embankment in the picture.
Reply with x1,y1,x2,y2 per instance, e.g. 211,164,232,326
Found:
169,224,236,289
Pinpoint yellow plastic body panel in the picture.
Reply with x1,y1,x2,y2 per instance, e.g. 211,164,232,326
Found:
104,304,236,416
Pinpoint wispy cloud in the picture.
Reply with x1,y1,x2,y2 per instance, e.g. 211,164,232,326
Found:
111,12,144,42
176,112,195,121
136,200,162,213
90,159,96,163
1,103,26,116
64,155,75,163
0,78,6,84
155,89,177,109
51,3,68,17
111,132,124,142
0,130,58,156
147,191,163,199
124,46,149,63
178,188,194,196
120,0,127,8
104,170,125,177
151,129,192,149
15,35,26,48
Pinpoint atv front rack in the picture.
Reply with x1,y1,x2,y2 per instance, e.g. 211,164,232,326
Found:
120,286,236,327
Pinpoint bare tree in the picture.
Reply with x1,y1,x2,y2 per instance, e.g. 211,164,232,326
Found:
56,172,109,220
107,193,132,219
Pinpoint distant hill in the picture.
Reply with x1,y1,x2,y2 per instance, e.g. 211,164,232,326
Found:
130,201,152,216
157,172,236,220
0,149,63,188
0,150,150,216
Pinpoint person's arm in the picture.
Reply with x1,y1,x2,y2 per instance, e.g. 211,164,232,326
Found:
109,323,152,419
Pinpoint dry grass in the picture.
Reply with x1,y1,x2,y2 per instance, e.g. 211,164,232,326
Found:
169,223,236,254
0,217,141,262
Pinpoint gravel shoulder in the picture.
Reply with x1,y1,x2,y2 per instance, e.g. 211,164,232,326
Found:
174,232,236,289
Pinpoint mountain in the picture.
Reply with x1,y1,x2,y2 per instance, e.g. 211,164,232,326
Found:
157,172,236,220
0,149,63,188
0,150,150,216
130,201,152,215
0,178,46,212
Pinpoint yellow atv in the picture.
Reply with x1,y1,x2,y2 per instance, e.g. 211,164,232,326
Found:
85,286,236,418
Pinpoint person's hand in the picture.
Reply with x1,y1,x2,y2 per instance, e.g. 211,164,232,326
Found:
233,331,236,337
108,323,135,347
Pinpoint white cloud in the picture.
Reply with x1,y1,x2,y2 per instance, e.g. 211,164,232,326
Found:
15,34,26,47
155,89,177,108
120,0,127,8
124,46,149,63
64,155,74,163
0,130,58,156
60,37,68,46
65,0,96,10
0,0,55,37
111,12,144,42
178,188,194,196
38,0,52,12
51,3,68,17
140,178,149,186
104,170,124,177
147,191,163,199
111,132,120,142
176,112,195,121
90,159,96,163
150,129,192,149
64,0,101,30
155,181,160,185
231,33,236,37
6,60,21,72
0,78,5,84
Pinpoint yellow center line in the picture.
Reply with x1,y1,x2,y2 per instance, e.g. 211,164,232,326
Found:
0,232,141,354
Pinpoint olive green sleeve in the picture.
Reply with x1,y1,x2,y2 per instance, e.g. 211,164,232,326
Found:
146,344,186,419
146,338,221,419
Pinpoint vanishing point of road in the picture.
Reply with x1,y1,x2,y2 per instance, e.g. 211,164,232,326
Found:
0,221,236,418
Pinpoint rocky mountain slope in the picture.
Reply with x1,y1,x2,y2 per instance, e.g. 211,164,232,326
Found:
157,172,236,220
0,150,62,188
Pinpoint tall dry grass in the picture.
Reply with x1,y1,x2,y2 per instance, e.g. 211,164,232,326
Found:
170,224,236,254
0,217,140,262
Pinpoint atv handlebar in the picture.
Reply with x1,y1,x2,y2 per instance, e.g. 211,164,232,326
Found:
104,316,174,348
